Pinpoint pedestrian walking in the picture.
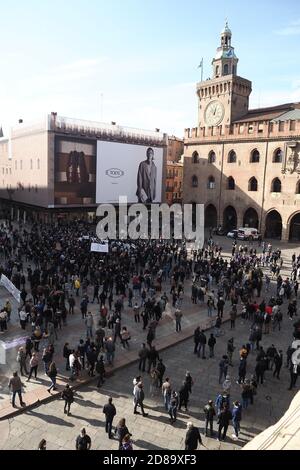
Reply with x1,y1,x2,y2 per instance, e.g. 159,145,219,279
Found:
103,397,117,439
162,377,172,411
27,352,39,382
175,309,183,332
9,372,25,408
231,401,242,440
61,384,74,415
133,382,148,416
273,350,283,379
121,434,133,450
47,361,58,393
185,422,203,450
38,439,47,450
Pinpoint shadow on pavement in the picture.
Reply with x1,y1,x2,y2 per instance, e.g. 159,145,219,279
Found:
26,409,75,427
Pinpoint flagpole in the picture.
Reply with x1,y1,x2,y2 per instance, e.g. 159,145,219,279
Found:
201,59,203,82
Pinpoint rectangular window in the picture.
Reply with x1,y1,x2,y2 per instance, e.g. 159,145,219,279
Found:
248,125,254,134
290,120,296,131
279,121,285,131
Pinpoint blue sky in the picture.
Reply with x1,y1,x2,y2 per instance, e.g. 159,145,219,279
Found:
0,0,299,136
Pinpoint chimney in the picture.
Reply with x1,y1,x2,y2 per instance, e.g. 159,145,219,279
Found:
18,119,23,124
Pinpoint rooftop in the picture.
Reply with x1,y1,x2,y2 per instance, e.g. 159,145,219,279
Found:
234,102,300,123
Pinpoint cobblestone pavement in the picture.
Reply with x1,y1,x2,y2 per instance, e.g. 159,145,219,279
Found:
0,234,299,449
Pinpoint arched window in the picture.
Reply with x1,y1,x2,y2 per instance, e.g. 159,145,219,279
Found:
248,177,258,191
228,150,237,163
296,181,300,194
208,151,216,163
223,64,229,75
232,65,236,75
271,178,282,193
216,65,219,76
192,175,198,187
207,176,215,189
250,149,260,163
192,152,199,164
273,148,283,163
227,176,235,190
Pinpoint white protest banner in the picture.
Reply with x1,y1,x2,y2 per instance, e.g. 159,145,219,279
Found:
0,274,21,303
90,242,109,253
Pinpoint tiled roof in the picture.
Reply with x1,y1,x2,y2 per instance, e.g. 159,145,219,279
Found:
234,103,300,123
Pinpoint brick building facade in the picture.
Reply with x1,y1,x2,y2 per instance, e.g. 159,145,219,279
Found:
183,23,300,241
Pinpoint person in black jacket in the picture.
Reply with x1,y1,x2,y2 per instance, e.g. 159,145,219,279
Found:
185,422,203,450
217,404,232,441
115,418,132,450
193,327,201,354
138,343,149,372
147,346,159,373
178,381,190,411
96,355,106,387
61,384,74,415
103,397,116,439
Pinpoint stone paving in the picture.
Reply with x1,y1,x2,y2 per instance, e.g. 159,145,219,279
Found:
0,233,299,449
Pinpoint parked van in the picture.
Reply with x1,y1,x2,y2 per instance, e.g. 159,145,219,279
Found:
237,227,261,240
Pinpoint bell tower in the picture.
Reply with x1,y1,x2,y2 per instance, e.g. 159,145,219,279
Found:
197,22,252,129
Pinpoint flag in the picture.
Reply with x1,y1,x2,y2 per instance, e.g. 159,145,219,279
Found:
198,58,203,69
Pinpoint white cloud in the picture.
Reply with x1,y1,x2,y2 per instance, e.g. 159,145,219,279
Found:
275,19,300,36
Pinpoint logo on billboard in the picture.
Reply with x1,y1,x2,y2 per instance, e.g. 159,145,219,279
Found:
106,168,124,178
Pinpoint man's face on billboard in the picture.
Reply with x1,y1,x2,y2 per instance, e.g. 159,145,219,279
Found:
146,148,154,162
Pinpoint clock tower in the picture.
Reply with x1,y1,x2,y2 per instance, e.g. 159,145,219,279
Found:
197,22,252,128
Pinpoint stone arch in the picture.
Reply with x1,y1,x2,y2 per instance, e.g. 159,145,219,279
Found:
205,204,218,228
288,212,300,241
223,205,237,231
243,207,259,228
265,209,282,239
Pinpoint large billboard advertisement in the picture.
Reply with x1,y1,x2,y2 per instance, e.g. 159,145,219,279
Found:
54,137,96,205
96,141,163,204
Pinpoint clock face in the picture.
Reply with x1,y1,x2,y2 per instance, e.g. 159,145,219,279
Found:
205,101,225,126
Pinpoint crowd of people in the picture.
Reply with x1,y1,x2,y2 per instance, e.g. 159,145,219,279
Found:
1,218,300,450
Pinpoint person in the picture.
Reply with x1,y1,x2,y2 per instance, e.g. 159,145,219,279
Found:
63,342,71,371
273,350,283,379
96,355,106,387
68,295,75,314
185,422,203,450
219,355,229,384
217,404,232,441
103,397,117,439
121,434,133,451
175,309,183,332
231,401,242,440
147,346,159,373
38,439,47,450
9,372,25,408
19,308,27,330
27,352,39,382
168,390,179,424
178,381,190,411
208,333,216,358
61,384,74,415
230,306,237,329
47,361,58,393
238,357,247,384
121,326,131,349
215,392,229,417
85,312,93,339
162,377,172,411
133,303,140,323
197,330,207,359
241,380,252,409
227,338,235,366
156,358,166,388
203,400,216,437
185,371,194,394
76,428,91,450
136,147,157,203
222,375,231,396
17,347,28,376
115,418,132,450
138,343,148,372
133,382,148,416
104,337,115,366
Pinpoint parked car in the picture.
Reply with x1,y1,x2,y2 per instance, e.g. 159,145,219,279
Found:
237,227,261,241
227,229,239,239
